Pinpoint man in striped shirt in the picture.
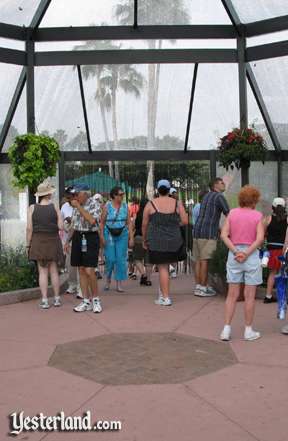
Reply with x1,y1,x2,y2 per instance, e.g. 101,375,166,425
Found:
193,177,229,297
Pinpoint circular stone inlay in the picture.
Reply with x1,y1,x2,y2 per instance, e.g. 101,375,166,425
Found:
48,333,237,385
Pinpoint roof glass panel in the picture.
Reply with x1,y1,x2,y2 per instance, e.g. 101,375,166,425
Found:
81,63,193,151
0,0,41,26
231,0,288,23
247,82,274,150
137,0,230,24
35,66,88,151
188,64,239,150
249,57,288,149
40,0,131,27
3,83,26,152
0,63,22,147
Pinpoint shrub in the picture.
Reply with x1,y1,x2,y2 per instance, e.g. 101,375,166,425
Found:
0,246,38,293
209,240,228,280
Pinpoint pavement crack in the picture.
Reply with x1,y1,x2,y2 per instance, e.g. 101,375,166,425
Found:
38,385,107,441
183,383,262,441
172,298,215,332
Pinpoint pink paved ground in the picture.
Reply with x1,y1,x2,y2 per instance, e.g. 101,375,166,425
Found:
1,274,288,441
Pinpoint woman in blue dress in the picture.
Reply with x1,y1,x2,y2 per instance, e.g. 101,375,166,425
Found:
100,187,134,292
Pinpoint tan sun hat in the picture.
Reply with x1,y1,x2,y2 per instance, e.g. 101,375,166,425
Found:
35,180,56,197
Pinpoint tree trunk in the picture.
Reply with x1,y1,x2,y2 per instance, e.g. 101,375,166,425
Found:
111,88,120,181
146,40,157,199
99,100,113,178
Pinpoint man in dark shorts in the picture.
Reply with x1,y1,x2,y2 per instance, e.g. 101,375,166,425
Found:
193,177,229,297
66,184,102,313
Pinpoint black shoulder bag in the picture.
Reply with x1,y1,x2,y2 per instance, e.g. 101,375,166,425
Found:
107,205,126,237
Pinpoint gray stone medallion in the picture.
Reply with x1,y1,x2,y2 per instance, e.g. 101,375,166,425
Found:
49,333,237,385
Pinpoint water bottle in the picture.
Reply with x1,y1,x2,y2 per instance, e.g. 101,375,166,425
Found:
261,250,270,268
81,234,87,253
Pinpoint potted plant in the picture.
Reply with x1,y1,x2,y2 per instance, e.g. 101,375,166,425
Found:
8,133,60,195
217,127,268,185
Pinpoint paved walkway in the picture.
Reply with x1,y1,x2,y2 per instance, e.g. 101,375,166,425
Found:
1,274,288,441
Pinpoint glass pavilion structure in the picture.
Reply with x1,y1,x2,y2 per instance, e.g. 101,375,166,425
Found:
0,0,288,246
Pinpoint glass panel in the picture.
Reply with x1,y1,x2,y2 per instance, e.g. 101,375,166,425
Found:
0,38,25,50
0,0,41,26
188,64,239,150
0,164,28,248
41,0,130,27
249,162,278,213
281,162,288,200
216,162,277,214
3,84,26,152
0,63,22,142
249,57,288,149
247,30,288,47
247,82,274,150
35,66,88,151
81,63,193,150
232,0,288,23
216,163,241,209
138,0,230,24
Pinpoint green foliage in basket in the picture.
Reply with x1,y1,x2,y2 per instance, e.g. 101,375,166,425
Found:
8,133,60,192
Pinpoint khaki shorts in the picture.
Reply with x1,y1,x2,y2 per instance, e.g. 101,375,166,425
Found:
193,238,217,261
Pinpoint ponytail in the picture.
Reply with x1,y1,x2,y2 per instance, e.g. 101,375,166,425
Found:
273,205,287,222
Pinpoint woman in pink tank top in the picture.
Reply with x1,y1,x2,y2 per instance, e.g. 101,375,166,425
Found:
220,186,264,342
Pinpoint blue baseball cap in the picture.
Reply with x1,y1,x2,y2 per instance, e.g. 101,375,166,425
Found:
73,184,90,192
157,179,171,190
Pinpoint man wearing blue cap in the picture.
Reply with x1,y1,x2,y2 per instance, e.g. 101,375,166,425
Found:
65,184,103,313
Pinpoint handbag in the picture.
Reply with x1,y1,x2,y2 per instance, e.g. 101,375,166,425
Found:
107,204,126,237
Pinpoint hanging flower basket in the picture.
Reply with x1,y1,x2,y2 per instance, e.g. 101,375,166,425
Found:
217,127,268,170
8,133,60,193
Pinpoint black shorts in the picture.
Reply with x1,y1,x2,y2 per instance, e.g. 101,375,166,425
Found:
71,231,100,268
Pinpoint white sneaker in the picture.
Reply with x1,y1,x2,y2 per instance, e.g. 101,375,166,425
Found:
207,286,217,295
244,328,261,341
194,286,216,297
170,270,177,279
39,299,49,309
73,300,92,312
53,296,62,307
220,326,231,341
155,296,172,306
76,289,84,299
92,297,102,313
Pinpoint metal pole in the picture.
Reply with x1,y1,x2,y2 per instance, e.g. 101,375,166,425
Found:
58,151,65,203
184,63,198,152
209,150,217,181
26,40,35,134
237,36,249,185
76,65,92,153
134,0,138,29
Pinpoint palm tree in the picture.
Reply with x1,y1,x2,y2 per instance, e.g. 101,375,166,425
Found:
74,40,144,180
115,0,190,197
98,63,145,179
74,40,117,177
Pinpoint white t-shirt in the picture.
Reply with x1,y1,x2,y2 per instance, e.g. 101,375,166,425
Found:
61,202,74,243
61,202,73,220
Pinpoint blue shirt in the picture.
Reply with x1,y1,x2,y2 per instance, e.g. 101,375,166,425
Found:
193,192,229,240
106,201,128,229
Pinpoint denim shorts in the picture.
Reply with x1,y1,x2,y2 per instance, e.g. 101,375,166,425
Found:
226,245,262,286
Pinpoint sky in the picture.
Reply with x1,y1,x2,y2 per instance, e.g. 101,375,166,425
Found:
0,0,287,150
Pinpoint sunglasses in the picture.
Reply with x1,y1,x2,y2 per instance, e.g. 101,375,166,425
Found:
117,193,124,197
